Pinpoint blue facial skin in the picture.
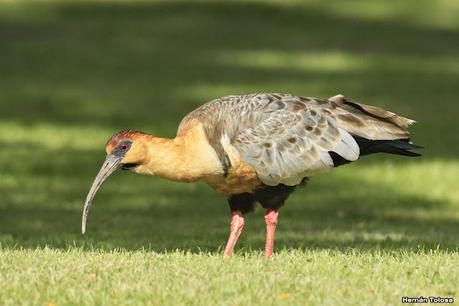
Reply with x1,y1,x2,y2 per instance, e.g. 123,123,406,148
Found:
111,140,137,170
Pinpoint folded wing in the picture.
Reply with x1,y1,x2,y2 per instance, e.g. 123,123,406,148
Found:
233,96,360,186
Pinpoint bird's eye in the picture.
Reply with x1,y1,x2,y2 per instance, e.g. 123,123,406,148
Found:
121,144,128,150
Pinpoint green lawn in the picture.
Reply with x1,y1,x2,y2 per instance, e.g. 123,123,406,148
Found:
0,0,458,305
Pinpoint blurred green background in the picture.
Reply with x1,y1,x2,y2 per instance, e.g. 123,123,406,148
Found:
0,0,458,252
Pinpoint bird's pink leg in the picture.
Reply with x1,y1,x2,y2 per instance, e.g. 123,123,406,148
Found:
224,211,245,257
264,209,279,257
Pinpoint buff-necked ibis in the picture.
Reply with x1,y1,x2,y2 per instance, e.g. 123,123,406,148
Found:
82,94,421,257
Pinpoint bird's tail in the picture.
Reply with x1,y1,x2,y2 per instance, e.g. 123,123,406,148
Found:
354,137,422,157
328,94,422,160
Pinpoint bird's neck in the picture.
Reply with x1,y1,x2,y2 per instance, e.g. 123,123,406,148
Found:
134,124,223,182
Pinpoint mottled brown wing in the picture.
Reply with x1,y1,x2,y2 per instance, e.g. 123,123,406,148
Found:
329,94,414,140
233,94,360,186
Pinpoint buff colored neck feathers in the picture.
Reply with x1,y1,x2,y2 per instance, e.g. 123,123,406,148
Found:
113,125,224,182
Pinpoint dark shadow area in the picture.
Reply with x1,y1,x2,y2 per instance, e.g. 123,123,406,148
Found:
0,1,458,155
0,159,457,253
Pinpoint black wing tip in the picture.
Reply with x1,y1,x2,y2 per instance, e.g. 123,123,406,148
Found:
402,150,422,157
399,140,424,156
330,138,423,166
409,143,424,150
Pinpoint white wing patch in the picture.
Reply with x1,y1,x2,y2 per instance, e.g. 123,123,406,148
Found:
233,97,360,186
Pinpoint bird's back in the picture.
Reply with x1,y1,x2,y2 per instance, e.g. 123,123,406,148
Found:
178,93,419,189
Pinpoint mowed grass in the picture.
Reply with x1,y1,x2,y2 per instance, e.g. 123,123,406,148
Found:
1,249,458,306
0,0,458,305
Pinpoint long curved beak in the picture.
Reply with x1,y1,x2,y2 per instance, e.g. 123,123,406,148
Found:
82,154,122,234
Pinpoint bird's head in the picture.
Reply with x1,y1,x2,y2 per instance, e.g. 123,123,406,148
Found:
104,130,148,169
81,130,148,234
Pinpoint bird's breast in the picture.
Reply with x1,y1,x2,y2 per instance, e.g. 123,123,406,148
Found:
204,161,261,196
203,138,262,196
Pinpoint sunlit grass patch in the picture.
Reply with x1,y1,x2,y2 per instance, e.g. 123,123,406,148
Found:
216,50,459,75
0,248,457,305
0,121,110,150
335,160,459,205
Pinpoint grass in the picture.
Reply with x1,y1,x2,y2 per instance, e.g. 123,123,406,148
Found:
0,0,458,305
1,249,458,305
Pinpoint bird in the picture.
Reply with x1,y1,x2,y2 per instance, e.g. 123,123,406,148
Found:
81,93,421,257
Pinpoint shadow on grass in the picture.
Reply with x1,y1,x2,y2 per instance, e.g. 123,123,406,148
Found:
1,167,457,253
0,1,458,156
